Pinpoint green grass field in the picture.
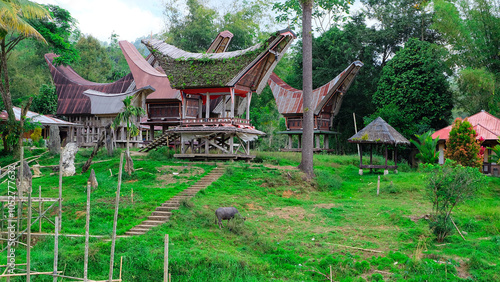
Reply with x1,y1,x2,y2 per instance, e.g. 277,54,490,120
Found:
0,148,499,281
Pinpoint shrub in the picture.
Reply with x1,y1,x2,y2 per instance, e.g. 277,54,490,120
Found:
410,130,439,164
444,118,483,168
423,160,487,242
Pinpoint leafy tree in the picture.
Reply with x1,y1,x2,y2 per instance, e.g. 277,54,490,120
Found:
106,32,130,81
410,130,439,164
274,0,350,178
371,38,453,138
72,35,112,82
163,0,218,52
31,84,57,115
432,0,500,114
424,160,486,242
361,0,439,66
0,0,49,151
444,118,483,168
112,96,146,176
289,14,381,154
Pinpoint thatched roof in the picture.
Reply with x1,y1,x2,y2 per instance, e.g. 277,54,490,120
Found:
348,117,410,145
142,28,296,92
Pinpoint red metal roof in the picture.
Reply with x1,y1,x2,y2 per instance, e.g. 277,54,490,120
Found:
268,61,363,115
0,107,78,126
45,53,134,115
119,40,181,101
432,111,500,141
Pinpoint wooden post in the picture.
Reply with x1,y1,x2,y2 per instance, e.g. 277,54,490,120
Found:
353,113,360,158
38,186,42,233
330,265,332,282
288,135,293,149
131,188,134,204
370,144,373,173
27,191,32,281
17,147,24,245
58,152,63,230
109,152,124,282
198,98,203,118
377,176,380,196
84,181,91,282
206,93,210,119
229,134,234,154
230,88,235,118
119,256,123,281
246,92,252,120
164,234,169,282
222,96,226,118
53,216,59,282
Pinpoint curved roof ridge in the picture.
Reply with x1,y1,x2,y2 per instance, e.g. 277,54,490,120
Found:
119,41,167,78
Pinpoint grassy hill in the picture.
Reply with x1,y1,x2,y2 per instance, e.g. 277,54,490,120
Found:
0,148,499,281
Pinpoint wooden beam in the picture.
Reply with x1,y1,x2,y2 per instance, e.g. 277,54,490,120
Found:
246,92,252,120
230,88,235,118
206,93,210,119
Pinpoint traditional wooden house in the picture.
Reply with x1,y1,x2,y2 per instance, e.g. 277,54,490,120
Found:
348,117,410,175
432,110,500,174
268,61,363,151
45,53,154,147
138,28,297,160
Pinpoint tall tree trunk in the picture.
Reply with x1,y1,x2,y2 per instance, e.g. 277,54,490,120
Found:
0,39,17,152
298,0,315,179
125,127,134,176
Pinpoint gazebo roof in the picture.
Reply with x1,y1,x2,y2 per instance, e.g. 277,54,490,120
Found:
142,28,296,93
348,117,410,145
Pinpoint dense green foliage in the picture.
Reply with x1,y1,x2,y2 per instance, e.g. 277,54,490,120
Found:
371,38,453,138
0,150,499,280
424,160,487,242
31,84,57,115
410,130,439,164
432,0,500,115
444,118,483,168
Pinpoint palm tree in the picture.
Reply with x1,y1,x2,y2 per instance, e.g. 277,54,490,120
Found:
0,0,49,151
112,96,146,176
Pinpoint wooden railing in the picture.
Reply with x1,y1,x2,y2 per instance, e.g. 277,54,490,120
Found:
181,118,251,127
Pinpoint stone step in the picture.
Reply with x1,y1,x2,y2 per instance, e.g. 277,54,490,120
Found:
128,227,150,232
148,215,170,221
141,220,164,226
125,231,146,236
134,224,155,229
152,211,172,216
156,206,177,212
161,203,180,207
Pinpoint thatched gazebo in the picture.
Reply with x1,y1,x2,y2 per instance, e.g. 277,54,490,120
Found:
348,117,410,175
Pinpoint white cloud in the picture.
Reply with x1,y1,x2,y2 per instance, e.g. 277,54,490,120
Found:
35,0,164,42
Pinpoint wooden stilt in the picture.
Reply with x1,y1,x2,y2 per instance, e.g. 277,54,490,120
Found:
84,180,91,282
38,186,42,233
58,152,63,230
53,217,59,282
27,191,32,281
164,234,169,282
109,152,124,282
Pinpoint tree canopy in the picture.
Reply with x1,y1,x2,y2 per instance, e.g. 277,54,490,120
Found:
370,38,453,138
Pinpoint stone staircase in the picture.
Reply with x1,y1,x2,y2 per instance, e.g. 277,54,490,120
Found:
124,166,225,236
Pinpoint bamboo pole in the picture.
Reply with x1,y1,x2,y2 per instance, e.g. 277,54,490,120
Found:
58,152,63,230
450,217,466,241
53,217,59,282
39,186,42,233
353,113,360,159
27,190,32,281
164,234,169,282
109,152,124,282
119,257,123,281
330,265,332,282
84,181,91,282
17,147,24,246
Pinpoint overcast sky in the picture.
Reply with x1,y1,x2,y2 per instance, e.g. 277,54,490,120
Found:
35,0,165,42
34,0,367,43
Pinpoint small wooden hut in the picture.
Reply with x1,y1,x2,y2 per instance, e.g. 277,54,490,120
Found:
348,117,409,175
